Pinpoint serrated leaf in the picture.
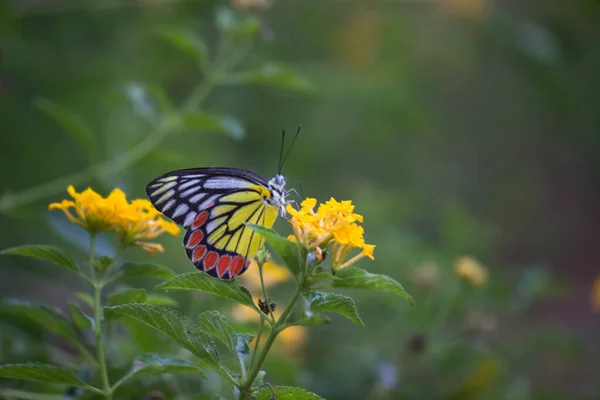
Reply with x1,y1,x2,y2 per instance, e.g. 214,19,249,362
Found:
306,291,363,326
246,225,302,275
198,311,253,364
108,289,147,306
1,245,80,274
0,364,99,392
256,386,325,400
116,262,176,281
156,272,256,309
288,312,331,327
69,302,92,330
33,97,95,157
183,111,245,140
158,28,207,67
0,300,79,342
220,64,314,92
75,293,94,308
332,267,412,304
144,294,179,307
114,353,206,390
105,304,218,364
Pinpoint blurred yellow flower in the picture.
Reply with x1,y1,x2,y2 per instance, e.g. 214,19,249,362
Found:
115,199,180,255
286,197,375,271
49,186,179,255
49,185,128,233
455,256,488,286
591,274,600,312
239,260,291,293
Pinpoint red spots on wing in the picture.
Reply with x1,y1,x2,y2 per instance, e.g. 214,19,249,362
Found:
192,245,207,262
192,211,209,229
203,251,219,271
217,255,232,278
245,259,252,268
187,230,204,248
230,256,245,277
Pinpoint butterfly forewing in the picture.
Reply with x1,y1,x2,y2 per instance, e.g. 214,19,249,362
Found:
146,168,279,280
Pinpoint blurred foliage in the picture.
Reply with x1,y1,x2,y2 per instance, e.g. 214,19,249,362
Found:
1,0,600,399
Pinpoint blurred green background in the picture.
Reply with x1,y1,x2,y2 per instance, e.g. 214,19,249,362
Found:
1,0,599,399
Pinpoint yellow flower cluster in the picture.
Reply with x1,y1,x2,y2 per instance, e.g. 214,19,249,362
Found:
286,198,374,271
49,185,179,255
454,256,488,286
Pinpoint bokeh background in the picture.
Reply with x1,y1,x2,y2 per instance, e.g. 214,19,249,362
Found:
1,0,599,399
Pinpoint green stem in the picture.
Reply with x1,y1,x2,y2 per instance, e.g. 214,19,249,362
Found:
90,234,112,399
239,288,302,399
258,261,275,324
249,318,265,371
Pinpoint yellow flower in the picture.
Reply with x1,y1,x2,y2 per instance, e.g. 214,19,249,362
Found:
48,185,128,233
286,197,375,271
455,256,488,286
591,274,600,312
114,199,180,255
49,185,179,255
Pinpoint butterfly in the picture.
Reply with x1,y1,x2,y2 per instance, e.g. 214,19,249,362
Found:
145,127,300,280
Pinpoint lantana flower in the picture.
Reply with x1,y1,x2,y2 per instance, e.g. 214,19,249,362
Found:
48,185,129,233
49,186,179,255
286,197,375,271
454,256,488,286
115,199,180,255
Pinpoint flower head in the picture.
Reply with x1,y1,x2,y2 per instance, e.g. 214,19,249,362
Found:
286,197,374,271
48,185,128,233
114,199,180,255
455,256,488,286
49,186,179,255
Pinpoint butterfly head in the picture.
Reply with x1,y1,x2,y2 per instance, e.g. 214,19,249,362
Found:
267,174,287,217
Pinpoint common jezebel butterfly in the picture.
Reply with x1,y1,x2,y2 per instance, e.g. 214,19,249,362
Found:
145,127,300,280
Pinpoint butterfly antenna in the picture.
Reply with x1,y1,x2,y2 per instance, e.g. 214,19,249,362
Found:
278,129,286,175
280,124,302,172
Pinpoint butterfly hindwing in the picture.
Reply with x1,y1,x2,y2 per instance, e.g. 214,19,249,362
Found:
146,168,279,279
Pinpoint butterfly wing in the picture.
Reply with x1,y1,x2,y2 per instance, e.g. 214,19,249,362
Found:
146,168,279,279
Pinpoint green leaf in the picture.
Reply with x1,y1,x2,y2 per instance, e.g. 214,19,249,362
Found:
0,364,100,392
332,267,413,304
114,353,206,390
75,292,94,308
116,262,176,281
0,300,79,342
108,289,147,306
0,389,64,400
105,304,218,364
216,8,261,39
1,245,80,274
198,311,252,363
69,302,92,330
306,291,363,327
256,386,325,400
183,111,245,140
33,97,95,157
220,64,314,92
158,28,207,67
144,294,179,307
288,312,331,327
246,224,303,275
156,272,256,309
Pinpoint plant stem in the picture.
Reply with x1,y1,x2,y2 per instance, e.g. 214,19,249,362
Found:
249,318,264,371
239,288,302,399
258,261,275,324
89,234,112,399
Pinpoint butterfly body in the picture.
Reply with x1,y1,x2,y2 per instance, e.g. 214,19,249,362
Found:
146,167,287,280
